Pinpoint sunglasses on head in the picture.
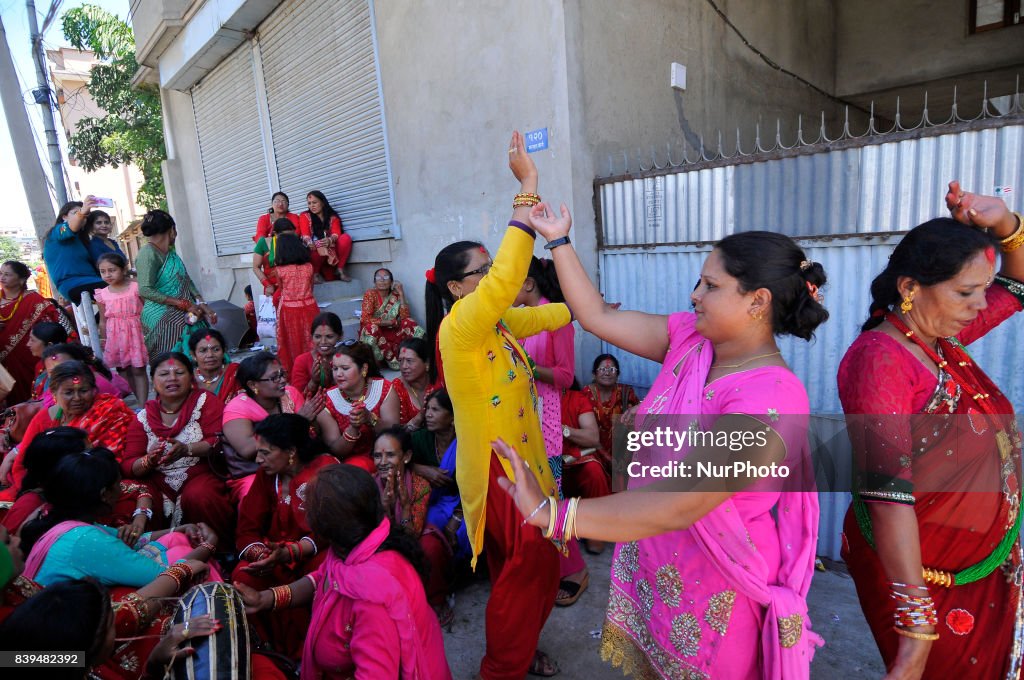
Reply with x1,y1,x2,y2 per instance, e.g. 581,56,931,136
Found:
336,339,358,348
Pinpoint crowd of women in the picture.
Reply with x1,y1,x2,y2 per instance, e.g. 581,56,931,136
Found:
0,131,1019,680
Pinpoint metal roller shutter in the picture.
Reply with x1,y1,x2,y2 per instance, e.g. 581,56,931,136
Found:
258,0,398,241
192,45,271,255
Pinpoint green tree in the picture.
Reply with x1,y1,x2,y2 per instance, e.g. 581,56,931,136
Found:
61,4,166,209
0,237,24,264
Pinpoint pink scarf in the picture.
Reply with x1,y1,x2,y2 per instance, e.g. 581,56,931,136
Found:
302,518,442,680
608,313,821,679
23,520,90,580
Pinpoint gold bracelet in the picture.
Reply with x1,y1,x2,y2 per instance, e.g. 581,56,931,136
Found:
922,566,954,588
892,625,939,641
999,213,1024,253
544,495,558,539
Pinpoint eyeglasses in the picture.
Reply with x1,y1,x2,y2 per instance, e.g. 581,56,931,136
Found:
454,262,492,280
257,370,288,383
596,366,619,374
374,275,392,281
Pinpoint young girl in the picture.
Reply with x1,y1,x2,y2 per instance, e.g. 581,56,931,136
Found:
272,232,320,374
94,253,149,403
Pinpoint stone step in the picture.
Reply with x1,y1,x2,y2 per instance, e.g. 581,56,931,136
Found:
314,278,364,300
318,296,363,322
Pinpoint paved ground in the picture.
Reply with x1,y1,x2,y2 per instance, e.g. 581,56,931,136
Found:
442,552,884,679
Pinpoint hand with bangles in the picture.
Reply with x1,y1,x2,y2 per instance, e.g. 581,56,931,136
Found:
116,508,150,546
240,542,291,576
145,614,221,673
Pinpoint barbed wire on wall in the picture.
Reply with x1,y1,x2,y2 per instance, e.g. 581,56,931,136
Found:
605,77,1024,178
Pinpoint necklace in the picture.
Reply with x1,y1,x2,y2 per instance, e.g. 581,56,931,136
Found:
710,350,781,370
405,379,426,409
0,293,23,322
196,367,224,384
342,380,370,404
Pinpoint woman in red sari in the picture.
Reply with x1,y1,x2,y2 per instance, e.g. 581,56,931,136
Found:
289,312,342,400
0,261,62,405
839,182,1024,679
359,268,425,370
124,352,234,545
188,330,241,406
323,341,399,472
273,233,320,375
391,337,431,429
583,353,639,465
298,190,353,282
0,361,145,503
233,413,336,660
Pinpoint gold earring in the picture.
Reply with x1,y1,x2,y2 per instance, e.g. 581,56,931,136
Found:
253,387,260,396
750,308,765,321
900,292,914,314
288,454,296,466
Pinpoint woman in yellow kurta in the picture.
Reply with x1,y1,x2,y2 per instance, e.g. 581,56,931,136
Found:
423,132,569,680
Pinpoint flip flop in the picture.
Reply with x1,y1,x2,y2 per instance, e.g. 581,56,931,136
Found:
528,650,560,677
555,571,590,607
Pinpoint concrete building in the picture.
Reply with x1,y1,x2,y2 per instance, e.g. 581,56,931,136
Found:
47,47,146,237
131,0,1023,375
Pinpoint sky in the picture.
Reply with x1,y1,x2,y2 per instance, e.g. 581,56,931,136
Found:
0,0,129,234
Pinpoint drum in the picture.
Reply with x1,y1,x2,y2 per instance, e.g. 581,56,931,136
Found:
173,582,251,680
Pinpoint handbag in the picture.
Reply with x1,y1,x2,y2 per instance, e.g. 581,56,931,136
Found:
255,295,276,338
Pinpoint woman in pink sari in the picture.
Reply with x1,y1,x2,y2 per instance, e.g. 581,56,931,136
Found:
500,205,828,679
237,463,451,679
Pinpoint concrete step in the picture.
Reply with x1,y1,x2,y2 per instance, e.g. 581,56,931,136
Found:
314,279,364,300
318,296,363,323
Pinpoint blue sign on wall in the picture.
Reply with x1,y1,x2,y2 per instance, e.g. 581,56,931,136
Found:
524,128,549,153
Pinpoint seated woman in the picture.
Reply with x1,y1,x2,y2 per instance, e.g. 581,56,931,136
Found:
359,268,425,370
391,337,431,429
253,191,300,242
559,385,609,556
237,464,452,680
298,190,353,282
85,210,127,263
2,427,154,539
323,342,399,472
412,389,469,563
233,413,337,660
124,352,234,544
37,342,132,406
25,321,68,400
0,261,65,405
188,329,241,406
222,351,330,501
289,312,342,399
0,361,145,502
583,353,639,464
373,426,452,625
19,448,219,588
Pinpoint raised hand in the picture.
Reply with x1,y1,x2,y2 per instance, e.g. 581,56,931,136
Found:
528,202,572,243
508,130,537,184
945,180,1017,237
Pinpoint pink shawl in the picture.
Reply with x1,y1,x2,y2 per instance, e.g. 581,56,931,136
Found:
22,520,90,580
605,313,821,679
302,517,450,680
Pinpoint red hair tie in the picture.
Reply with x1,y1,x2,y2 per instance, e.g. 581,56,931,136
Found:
984,246,996,265
806,281,823,303
425,268,437,284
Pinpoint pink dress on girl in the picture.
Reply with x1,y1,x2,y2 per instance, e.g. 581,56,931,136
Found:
95,281,148,368
602,312,821,680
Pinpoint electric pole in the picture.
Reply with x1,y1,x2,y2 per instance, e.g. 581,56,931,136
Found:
26,0,69,207
0,14,54,242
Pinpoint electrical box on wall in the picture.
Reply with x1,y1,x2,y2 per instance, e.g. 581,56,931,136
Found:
671,63,686,91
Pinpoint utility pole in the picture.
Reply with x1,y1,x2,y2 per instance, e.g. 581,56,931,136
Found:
0,14,54,242
26,0,69,207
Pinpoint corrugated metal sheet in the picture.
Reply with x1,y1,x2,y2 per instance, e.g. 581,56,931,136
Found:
595,123,1024,559
600,124,1024,245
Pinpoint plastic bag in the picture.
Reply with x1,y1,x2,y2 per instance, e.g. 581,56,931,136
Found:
256,295,276,338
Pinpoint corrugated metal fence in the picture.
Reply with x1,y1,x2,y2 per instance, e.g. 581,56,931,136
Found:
595,120,1024,560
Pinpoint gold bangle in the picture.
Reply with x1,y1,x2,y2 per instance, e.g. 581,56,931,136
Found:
544,495,558,539
999,213,1024,253
922,566,954,588
892,625,939,641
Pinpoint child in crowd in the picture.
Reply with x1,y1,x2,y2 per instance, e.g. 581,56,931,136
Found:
272,233,319,373
94,252,149,403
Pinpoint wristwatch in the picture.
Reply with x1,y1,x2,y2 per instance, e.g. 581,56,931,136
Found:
544,236,571,250
562,425,571,439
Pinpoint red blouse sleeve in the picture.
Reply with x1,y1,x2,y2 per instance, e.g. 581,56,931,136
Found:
236,471,273,552
254,214,271,242
957,283,1023,346
297,212,312,239
121,418,149,477
838,333,931,501
330,215,343,237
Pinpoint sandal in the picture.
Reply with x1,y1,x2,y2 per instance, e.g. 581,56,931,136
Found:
528,650,560,677
555,571,590,607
